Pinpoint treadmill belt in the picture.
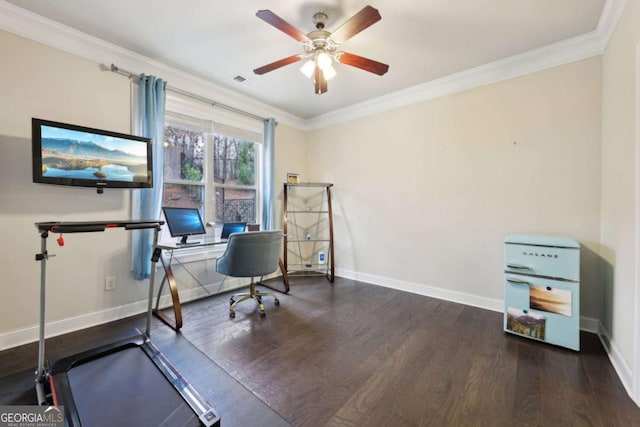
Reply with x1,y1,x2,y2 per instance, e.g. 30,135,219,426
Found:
67,347,199,427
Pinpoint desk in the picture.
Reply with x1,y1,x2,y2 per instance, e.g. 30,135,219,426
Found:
155,239,227,331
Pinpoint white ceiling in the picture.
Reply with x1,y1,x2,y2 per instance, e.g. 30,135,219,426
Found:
6,0,607,120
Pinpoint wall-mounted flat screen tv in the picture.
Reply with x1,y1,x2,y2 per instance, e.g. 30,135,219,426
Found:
32,118,153,190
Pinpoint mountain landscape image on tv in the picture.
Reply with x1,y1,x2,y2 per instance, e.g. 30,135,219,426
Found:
32,118,153,189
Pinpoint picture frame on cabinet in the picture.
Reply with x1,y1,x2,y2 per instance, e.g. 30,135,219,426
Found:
506,307,546,340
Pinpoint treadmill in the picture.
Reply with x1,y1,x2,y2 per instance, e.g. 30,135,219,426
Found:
34,220,220,427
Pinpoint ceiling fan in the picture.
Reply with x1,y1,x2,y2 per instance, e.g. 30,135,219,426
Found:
253,5,389,95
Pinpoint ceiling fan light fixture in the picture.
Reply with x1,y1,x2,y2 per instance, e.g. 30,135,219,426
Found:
301,56,336,80
300,60,315,78
316,51,332,68
321,62,336,80
314,51,336,80
255,6,388,94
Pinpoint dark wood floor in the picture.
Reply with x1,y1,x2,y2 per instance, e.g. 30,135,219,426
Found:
2,276,639,426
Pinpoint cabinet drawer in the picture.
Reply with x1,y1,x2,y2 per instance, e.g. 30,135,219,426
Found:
504,273,580,351
505,243,579,281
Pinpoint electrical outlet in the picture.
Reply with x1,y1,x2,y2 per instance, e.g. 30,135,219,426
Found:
105,276,117,291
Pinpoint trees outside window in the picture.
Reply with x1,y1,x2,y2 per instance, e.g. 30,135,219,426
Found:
213,135,256,223
162,124,204,209
162,114,260,224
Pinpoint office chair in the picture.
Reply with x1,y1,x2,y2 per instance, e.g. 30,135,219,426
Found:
216,230,283,318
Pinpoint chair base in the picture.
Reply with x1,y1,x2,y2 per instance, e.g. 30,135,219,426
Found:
229,281,280,318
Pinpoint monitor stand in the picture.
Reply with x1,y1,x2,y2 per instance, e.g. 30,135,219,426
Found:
177,236,200,246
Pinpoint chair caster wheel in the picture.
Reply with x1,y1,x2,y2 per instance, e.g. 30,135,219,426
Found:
229,311,236,318
259,311,266,318
274,299,280,306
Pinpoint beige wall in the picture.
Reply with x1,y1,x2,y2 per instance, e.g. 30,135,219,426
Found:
601,0,640,376
274,123,308,229
307,58,603,317
0,30,136,344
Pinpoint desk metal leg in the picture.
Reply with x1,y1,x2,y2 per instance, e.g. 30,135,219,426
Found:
153,253,183,331
258,257,290,294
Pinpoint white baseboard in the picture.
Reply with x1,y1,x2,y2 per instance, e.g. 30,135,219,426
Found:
596,321,634,399
336,268,504,313
580,316,600,334
0,299,149,351
153,277,248,310
335,268,606,335
0,278,248,351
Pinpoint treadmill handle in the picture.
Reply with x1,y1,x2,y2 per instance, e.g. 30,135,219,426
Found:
125,222,162,230
51,225,106,233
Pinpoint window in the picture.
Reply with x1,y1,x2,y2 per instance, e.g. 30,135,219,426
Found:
162,110,261,227
163,120,205,210
213,135,257,223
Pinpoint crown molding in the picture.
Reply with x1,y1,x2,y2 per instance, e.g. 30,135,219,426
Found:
305,0,628,130
597,0,628,48
0,0,628,132
0,0,306,130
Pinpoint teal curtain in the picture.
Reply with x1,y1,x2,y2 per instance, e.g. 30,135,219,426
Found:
262,118,276,230
132,74,167,280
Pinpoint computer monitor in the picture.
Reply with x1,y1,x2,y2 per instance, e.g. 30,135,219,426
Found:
162,207,206,245
220,222,247,240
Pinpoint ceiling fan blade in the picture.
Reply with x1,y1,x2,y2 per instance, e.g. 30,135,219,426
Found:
256,10,310,43
314,65,328,95
336,52,389,75
330,5,381,44
253,54,303,75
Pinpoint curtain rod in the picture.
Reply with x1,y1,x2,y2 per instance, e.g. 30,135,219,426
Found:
109,64,267,123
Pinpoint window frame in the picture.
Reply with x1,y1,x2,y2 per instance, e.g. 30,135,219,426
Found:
212,135,260,224
162,117,208,215
162,93,263,243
